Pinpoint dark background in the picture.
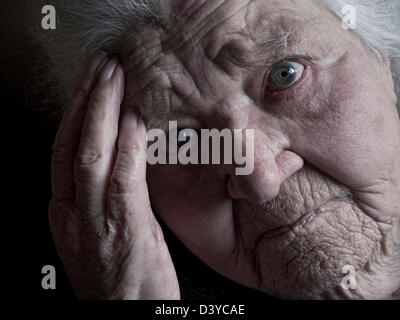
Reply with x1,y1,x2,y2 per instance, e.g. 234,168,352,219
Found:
1,1,269,301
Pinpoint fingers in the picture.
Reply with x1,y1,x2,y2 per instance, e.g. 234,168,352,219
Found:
108,109,151,219
52,52,150,227
51,53,108,205
74,58,125,213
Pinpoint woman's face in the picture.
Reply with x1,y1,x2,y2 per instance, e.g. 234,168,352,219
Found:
122,0,400,298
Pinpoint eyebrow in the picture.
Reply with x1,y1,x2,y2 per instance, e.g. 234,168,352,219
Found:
214,29,292,72
214,15,322,71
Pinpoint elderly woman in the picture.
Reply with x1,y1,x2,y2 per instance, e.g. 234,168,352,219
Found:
35,0,400,299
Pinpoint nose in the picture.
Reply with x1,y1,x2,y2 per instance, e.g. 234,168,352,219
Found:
226,133,304,204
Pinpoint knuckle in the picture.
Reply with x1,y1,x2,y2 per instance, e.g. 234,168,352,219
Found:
51,143,69,164
75,148,103,166
110,154,147,195
109,170,139,194
73,149,103,182
117,143,146,170
88,89,109,111
49,197,71,214
88,94,102,111
109,142,146,194
119,140,145,155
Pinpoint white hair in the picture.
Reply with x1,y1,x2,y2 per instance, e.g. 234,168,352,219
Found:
31,0,400,115
321,0,400,109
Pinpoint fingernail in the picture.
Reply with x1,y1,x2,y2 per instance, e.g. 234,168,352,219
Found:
99,57,119,83
123,109,139,129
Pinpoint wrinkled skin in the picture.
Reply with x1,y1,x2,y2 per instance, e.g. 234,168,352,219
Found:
122,0,400,299
50,0,400,299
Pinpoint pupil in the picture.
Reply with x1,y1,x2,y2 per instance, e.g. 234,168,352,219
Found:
281,71,288,78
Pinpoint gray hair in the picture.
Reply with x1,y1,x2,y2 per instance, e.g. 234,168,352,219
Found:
31,0,400,115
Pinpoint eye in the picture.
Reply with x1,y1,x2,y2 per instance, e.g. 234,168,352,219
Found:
266,60,305,92
166,128,196,150
177,128,194,148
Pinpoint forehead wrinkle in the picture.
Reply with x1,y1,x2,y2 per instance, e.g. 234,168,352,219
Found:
132,88,166,130
135,86,190,131
166,0,253,57
250,18,317,65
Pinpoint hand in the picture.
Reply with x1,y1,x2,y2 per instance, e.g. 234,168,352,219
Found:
48,53,180,300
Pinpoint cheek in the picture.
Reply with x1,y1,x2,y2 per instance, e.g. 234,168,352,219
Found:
146,164,231,225
147,165,201,214
146,164,237,261
290,59,400,190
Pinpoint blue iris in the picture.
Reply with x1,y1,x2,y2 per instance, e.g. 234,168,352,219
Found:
272,62,297,88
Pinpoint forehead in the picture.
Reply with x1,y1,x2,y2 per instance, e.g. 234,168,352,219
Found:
170,0,329,35
122,0,345,128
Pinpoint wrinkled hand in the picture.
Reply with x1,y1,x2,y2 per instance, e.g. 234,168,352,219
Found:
48,54,180,300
